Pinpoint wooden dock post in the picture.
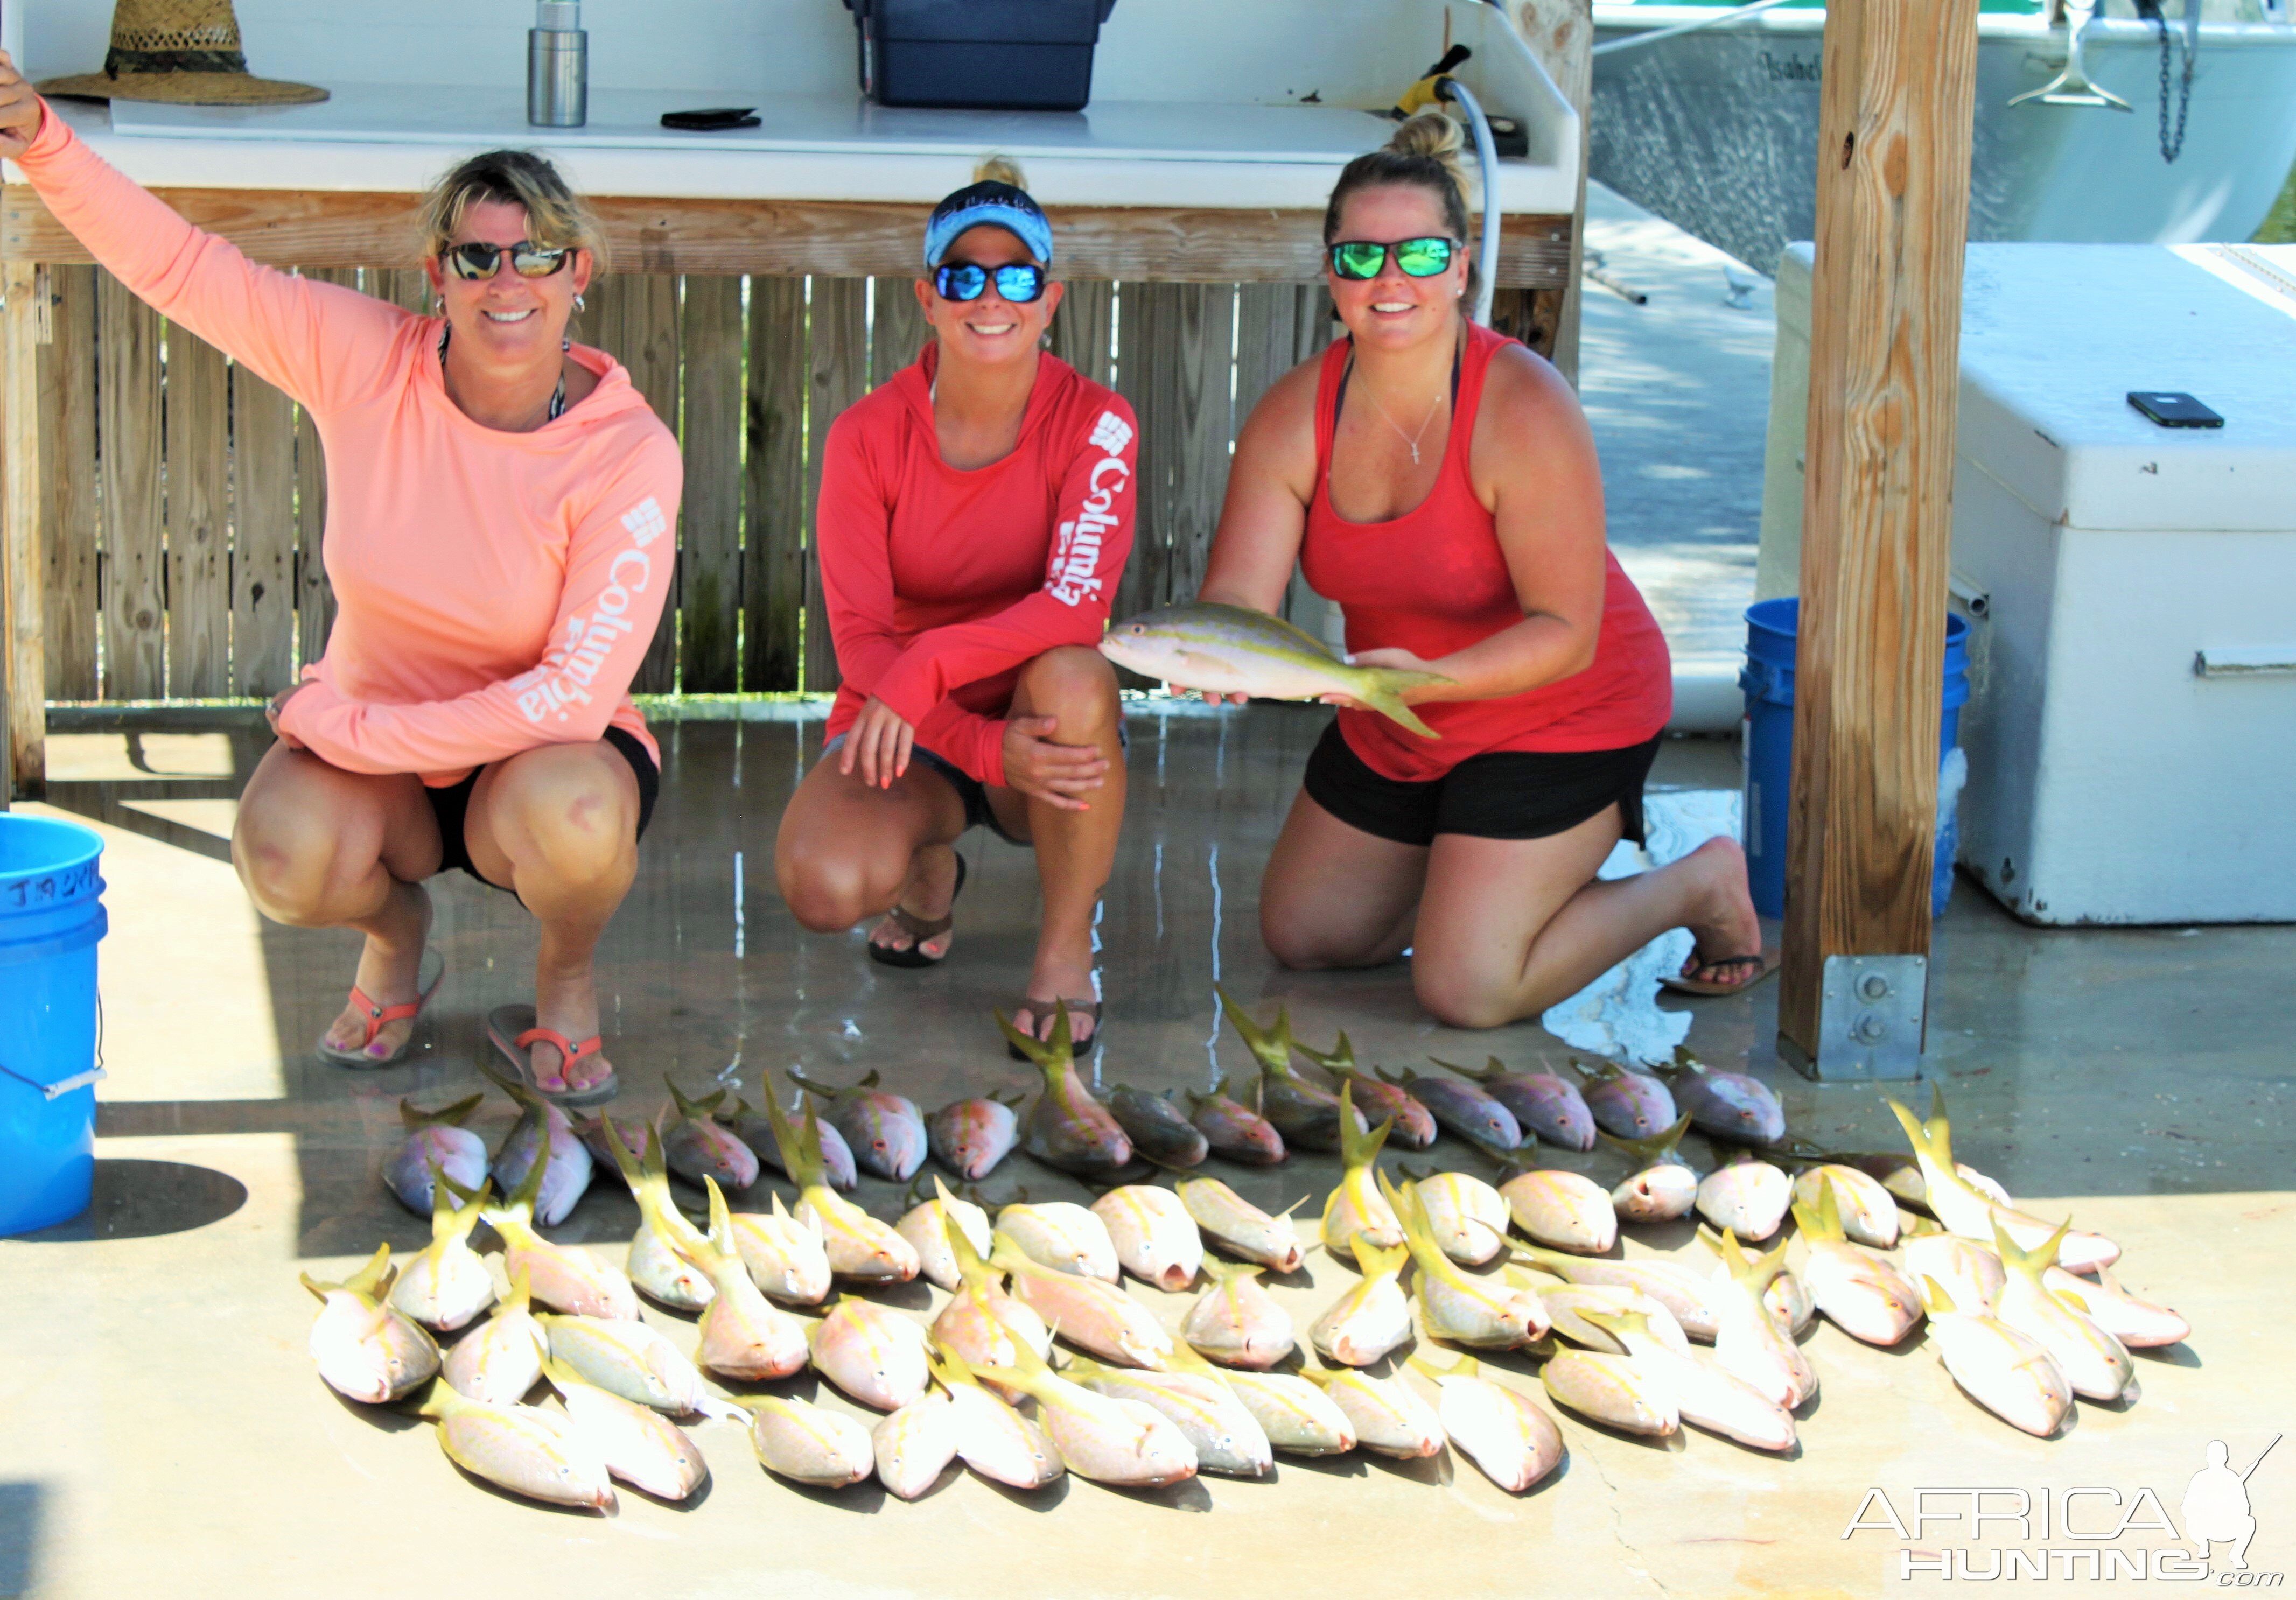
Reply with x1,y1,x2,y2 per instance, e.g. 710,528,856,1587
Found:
1779,0,1981,1078
2,261,45,799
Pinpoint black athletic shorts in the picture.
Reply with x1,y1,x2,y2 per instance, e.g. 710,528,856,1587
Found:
1303,720,1661,848
425,724,660,892
823,724,1128,849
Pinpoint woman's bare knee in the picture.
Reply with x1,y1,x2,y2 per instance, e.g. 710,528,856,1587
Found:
488,750,636,892
1017,646,1118,742
1412,963,1520,1031
774,831,902,933
233,801,358,925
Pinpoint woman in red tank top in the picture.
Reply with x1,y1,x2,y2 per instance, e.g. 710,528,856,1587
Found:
1187,113,1768,1028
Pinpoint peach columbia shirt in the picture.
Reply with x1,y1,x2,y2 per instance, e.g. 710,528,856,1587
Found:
17,104,684,787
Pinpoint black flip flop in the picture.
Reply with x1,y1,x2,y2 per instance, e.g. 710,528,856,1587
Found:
867,852,967,970
1006,997,1103,1061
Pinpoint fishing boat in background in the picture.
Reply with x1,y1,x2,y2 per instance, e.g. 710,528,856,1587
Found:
1587,0,2296,272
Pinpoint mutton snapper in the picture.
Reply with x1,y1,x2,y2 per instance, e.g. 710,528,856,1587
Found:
1100,602,1450,736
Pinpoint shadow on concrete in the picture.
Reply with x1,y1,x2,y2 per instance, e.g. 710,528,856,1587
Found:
9,1159,247,1243
0,1481,42,1600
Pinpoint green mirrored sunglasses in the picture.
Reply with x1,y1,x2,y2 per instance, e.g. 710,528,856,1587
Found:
1327,236,1459,281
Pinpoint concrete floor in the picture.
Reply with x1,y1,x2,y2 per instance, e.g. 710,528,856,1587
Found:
3,710,2292,1599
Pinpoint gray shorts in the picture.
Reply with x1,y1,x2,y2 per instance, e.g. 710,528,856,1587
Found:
822,724,1125,847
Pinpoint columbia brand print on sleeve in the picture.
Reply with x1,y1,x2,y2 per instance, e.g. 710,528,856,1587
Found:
513,496,670,727
815,346,1138,788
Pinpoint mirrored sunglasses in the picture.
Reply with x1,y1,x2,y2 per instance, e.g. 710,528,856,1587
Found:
934,262,1048,304
1327,237,1458,281
442,241,575,282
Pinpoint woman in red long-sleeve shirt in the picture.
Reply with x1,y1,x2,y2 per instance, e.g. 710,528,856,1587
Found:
775,159,1134,1047
1187,114,1767,1029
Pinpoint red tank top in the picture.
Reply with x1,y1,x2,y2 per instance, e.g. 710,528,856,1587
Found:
1299,321,1672,782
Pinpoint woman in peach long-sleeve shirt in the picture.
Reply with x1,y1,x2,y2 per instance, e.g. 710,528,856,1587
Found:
0,59,680,1103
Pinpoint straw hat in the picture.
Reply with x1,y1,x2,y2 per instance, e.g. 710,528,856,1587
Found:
40,0,326,106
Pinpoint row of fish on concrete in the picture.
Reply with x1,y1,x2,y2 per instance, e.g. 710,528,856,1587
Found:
305,993,2192,1511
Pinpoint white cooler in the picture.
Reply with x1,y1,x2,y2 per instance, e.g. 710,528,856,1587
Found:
1762,241,2296,925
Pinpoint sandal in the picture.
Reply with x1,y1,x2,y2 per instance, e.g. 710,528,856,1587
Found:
486,1002,620,1108
1658,947,1781,998
1006,995,1103,1061
867,852,967,970
315,947,445,1068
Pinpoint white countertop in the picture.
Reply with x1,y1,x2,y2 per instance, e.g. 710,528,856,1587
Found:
38,83,1577,211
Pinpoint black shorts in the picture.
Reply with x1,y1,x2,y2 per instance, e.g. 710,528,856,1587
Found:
1303,721,1661,848
425,724,660,892
822,724,1128,849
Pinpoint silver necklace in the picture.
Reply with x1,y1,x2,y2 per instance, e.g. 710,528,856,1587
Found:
1356,372,1447,466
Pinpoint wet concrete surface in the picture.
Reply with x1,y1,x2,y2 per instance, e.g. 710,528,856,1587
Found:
3,710,2292,1598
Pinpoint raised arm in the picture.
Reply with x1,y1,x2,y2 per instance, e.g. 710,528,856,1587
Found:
274,434,684,773
0,68,404,415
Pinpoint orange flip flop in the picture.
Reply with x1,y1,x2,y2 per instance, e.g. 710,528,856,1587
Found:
486,1003,620,1108
1658,948,1781,998
316,948,445,1068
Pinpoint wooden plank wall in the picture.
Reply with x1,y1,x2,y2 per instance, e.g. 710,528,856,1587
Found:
27,269,1474,705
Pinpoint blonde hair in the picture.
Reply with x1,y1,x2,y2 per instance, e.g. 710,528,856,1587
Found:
974,152,1028,189
1322,111,1478,300
417,149,608,271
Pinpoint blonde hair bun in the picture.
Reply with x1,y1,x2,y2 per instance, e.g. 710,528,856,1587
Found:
1387,110,1470,195
975,153,1029,190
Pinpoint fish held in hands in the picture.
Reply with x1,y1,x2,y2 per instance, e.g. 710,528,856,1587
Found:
1921,1276,2073,1438
482,1064,594,1226
1107,1085,1211,1169
1603,1114,1702,1223
1099,601,1450,736
1184,1071,1287,1165
1091,1184,1205,1292
1294,1032,1436,1149
304,1245,440,1404
444,1266,549,1406
999,1004,1133,1176
1408,1169,1511,1265
480,1146,638,1320
928,1090,1025,1182
1434,1057,1595,1152
661,1082,760,1191
1308,1236,1415,1367
1177,1176,1305,1273
1181,1259,1296,1369
1574,1057,1678,1140
384,1092,489,1215
1415,1353,1564,1492
789,1066,927,1183
415,1380,615,1511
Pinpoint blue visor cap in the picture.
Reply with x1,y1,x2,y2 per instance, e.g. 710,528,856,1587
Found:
923,181,1055,270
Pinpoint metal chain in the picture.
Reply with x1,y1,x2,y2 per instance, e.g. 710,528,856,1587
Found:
2154,10,2194,164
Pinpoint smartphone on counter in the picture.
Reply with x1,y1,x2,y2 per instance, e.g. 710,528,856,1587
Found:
2127,391,2224,429
662,108,761,131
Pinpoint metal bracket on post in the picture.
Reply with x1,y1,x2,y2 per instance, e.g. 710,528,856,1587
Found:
1780,955,1927,1082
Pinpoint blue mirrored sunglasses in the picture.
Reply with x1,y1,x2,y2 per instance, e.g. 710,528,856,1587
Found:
934,262,1048,304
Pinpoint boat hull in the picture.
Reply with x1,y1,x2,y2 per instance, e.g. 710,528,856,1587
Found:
1589,9,2296,270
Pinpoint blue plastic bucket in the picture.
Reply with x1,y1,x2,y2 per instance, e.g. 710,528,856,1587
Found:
0,814,108,1235
1740,599,1969,919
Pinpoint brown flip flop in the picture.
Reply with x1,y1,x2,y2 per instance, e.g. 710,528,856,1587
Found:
1659,948,1781,998
867,854,967,970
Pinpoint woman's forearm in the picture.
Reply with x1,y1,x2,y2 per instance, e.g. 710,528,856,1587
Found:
1414,612,1599,703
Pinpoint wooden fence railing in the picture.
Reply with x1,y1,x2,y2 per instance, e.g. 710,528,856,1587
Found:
27,265,1559,704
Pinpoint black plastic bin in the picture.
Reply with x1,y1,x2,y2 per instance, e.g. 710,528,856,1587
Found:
846,0,1119,112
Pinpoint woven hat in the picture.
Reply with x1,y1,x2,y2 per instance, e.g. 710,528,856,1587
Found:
40,0,326,106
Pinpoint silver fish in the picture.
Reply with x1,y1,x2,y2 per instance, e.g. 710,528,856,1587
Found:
1294,1033,1437,1150
483,1065,594,1227
1417,1354,1565,1491
1574,1057,1678,1141
1100,601,1449,735
1216,989,1361,1153
384,1092,488,1215
999,1006,1132,1176
1183,1071,1287,1166
1106,1085,1212,1169
741,1394,876,1488
1658,1047,1786,1146
1387,1065,1520,1150
724,1093,859,1191
661,1082,761,1191
574,1111,653,1171
1433,1057,1595,1151
790,1066,927,1183
416,1381,614,1510
303,1246,439,1404
1298,1365,1445,1458
601,1124,715,1313
927,1091,1025,1182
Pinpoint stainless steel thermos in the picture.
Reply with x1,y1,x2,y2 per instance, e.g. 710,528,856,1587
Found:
528,0,587,127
